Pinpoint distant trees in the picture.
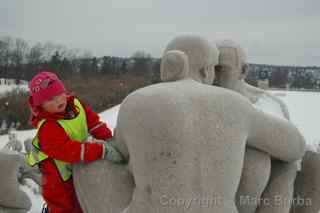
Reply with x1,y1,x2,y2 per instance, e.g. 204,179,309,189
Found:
131,50,152,75
0,37,161,82
247,64,320,90
269,69,288,88
0,37,84,80
291,70,315,89
131,50,151,59
3,36,319,91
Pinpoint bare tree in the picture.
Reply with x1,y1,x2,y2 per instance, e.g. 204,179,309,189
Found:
131,50,152,74
131,50,151,59
12,38,29,66
27,43,44,65
0,37,12,77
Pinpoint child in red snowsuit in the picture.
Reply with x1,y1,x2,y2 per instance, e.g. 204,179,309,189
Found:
27,71,125,213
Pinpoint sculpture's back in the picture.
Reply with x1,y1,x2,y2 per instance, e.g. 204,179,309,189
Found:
73,36,305,213
116,36,254,213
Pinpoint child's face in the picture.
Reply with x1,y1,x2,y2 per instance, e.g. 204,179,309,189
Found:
41,93,67,114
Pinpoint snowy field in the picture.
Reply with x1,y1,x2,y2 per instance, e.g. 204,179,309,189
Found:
0,84,28,97
271,90,320,147
0,90,319,212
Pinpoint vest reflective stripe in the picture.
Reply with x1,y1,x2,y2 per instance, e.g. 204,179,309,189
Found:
26,98,88,181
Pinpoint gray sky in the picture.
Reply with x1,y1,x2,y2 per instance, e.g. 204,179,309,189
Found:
1,0,320,66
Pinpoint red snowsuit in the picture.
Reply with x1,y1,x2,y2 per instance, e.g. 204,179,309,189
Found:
30,95,112,213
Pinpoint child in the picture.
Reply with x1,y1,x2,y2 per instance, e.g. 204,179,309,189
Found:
26,71,125,213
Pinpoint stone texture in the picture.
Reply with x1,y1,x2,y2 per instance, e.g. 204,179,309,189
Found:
0,206,28,213
235,148,271,213
114,35,305,213
256,160,297,213
290,151,320,213
73,158,134,213
0,151,31,212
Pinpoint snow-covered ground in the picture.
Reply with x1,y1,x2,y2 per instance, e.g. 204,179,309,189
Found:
0,90,319,212
0,84,28,97
271,91,320,148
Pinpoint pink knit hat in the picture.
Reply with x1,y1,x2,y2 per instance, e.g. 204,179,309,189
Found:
28,71,66,106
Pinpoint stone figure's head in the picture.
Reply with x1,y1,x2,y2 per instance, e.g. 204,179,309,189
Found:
215,39,248,89
9,132,17,141
162,35,219,85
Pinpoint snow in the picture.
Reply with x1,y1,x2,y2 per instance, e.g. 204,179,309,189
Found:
271,91,320,149
0,90,319,212
0,84,28,96
99,105,120,132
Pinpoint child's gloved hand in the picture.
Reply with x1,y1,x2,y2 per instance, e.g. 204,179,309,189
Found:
103,142,127,165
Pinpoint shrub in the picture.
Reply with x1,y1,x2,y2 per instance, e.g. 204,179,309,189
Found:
0,88,30,133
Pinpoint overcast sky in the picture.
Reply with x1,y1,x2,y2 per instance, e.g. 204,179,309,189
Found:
1,0,319,66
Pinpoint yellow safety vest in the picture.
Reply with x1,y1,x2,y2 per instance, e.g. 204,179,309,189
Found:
26,98,88,181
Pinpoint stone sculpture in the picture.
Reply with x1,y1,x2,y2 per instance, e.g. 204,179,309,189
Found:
113,35,305,213
215,39,300,213
73,138,134,213
73,158,134,213
216,40,304,213
0,151,31,213
214,40,290,119
3,133,22,152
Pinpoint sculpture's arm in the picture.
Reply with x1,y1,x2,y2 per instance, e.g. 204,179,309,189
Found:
247,108,305,162
267,93,291,120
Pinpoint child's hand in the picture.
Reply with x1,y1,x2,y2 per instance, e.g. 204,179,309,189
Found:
103,142,127,165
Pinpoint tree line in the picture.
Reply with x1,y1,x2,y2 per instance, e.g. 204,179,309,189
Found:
247,64,320,90
0,36,160,82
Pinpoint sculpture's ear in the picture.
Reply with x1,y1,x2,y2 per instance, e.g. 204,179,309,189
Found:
160,50,189,82
239,63,249,80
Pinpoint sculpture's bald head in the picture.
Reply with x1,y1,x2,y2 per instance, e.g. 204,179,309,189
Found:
215,39,248,89
163,35,219,84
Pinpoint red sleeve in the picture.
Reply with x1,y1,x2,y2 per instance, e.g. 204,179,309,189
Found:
38,121,104,163
79,100,113,140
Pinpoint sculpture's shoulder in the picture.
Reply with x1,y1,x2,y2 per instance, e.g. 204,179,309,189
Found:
123,81,250,105
244,83,290,120
118,82,184,119
209,84,254,112
259,92,290,120
245,82,265,94
244,83,265,102
120,81,253,121
121,82,183,106
0,151,21,173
